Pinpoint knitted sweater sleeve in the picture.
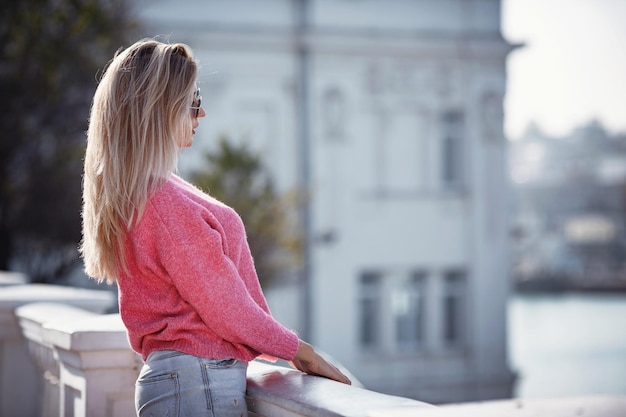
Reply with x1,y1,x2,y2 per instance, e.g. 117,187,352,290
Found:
149,187,299,361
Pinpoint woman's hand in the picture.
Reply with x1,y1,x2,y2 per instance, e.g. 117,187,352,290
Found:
289,340,352,385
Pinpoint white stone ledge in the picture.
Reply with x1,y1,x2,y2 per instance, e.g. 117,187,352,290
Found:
370,395,626,417
18,302,98,347
0,271,27,287
246,361,436,417
43,312,131,352
0,283,114,312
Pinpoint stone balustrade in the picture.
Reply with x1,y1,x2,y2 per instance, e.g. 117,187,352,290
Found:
18,303,99,417
0,277,436,417
0,280,114,417
16,303,142,417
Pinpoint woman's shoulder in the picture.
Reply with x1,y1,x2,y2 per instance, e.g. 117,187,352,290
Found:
139,175,244,241
149,175,231,218
135,176,210,237
148,175,200,210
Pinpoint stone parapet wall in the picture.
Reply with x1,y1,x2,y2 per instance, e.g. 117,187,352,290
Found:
0,280,436,417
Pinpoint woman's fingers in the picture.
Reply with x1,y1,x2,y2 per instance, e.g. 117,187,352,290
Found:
324,363,351,385
290,341,352,385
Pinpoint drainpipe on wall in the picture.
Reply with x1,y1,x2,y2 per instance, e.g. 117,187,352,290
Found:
295,0,312,343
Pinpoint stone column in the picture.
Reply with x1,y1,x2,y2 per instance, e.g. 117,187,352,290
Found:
0,283,114,417
17,303,100,417
45,313,141,417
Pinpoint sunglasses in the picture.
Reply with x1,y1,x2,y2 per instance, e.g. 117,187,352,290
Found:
190,88,202,117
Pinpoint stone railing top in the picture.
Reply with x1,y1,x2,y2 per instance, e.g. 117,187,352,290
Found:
369,395,626,417
0,283,114,312
44,311,129,352
0,271,28,287
246,361,436,417
16,302,99,346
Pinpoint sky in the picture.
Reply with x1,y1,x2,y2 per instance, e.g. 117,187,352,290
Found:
501,0,626,140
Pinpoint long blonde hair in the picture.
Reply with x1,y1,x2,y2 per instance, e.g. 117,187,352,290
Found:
80,39,199,283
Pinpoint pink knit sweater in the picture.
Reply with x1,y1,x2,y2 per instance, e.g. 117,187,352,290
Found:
117,174,300,362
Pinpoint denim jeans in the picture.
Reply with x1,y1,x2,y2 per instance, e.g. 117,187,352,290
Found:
135,350,248,417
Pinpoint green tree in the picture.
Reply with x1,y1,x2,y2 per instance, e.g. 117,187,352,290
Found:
0,0,136,282
190,137,302,289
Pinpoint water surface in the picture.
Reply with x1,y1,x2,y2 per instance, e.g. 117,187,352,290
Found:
508,293,626,398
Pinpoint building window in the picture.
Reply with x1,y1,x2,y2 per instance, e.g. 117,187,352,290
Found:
359,271,382,349
441,111,464,188
358,269,427,353
393,272,426,350
442,270,466,347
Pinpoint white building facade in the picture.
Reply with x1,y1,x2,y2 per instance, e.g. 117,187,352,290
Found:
135,0,516,404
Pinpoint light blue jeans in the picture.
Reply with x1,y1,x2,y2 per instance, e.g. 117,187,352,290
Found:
135,350,248,417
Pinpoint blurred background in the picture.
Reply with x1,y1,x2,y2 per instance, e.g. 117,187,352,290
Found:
504,0,626,400
1,0,625,405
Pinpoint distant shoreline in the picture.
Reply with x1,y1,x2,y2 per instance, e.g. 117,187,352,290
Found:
515,277,626,294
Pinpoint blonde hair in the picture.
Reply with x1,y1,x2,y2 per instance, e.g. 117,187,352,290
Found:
80,39,199,283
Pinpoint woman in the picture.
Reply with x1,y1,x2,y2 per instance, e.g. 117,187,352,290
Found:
80,38,350,417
